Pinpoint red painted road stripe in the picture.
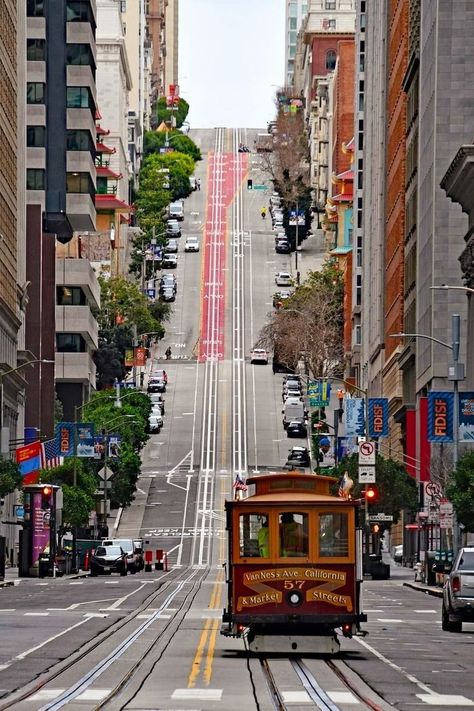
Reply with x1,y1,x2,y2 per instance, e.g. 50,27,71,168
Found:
199,151,248,361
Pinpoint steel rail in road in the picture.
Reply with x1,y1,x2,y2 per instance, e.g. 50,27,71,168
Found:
232,126,248,478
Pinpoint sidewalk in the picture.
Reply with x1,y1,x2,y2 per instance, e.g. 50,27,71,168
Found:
1,566,89,586
383,553,443,598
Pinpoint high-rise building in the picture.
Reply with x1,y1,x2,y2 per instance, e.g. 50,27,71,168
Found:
285,0,309,87
26,0,98,433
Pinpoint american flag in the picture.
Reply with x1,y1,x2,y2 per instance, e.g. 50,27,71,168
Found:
338,471,354,499
40,438,63,469
233,475,248,492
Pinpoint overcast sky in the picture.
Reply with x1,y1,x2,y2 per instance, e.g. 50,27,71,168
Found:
179,0,285,129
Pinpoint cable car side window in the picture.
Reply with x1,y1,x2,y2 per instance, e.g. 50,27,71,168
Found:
319,512,349,557
279,512,308,557
239,514,269,558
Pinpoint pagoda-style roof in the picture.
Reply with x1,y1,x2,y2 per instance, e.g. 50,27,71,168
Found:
331,192,353,203
97,166,122,180
96,142,116,154
336,168,354,181
95,194,131,212
96,125,110,137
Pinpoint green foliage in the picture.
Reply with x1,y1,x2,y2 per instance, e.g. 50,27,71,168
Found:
0,459,22,498
446,451,474,532
144,130,201,162
40,458,97,531
98,276,161,336
109,443,141,508
156,96,189,128
331,453,418,524
82,390,151,453
94,345,124,389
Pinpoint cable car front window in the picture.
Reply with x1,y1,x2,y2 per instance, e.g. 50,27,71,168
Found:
319,512,349,557
239,514,269,558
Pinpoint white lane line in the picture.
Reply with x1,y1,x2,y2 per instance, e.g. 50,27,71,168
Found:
377,618,403,623
15,616,94,660
25,612,49,616
103,581,150,610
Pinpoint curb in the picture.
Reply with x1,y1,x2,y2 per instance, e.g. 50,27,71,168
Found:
403,581,443,598
0,580,14,587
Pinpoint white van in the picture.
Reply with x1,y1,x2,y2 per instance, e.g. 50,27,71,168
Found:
168,201,184,221
189,176,197,191
282,399,305,429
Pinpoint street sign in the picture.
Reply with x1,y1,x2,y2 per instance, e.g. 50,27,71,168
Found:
439,500,453,515
146,288,156,299
252,184,267,190
369,513,393,522
308,380,331,408
358,466,376,484
440,515,454,529
358,440,376,465
98,466,113,481
98,480,112,490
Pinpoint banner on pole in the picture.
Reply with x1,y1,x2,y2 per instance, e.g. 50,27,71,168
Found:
427,392,454,443
459,392,474,442
344,398,365,436
368,398,389,438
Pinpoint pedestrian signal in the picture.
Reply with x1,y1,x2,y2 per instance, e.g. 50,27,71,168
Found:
247,179,253,190
41,486,52,510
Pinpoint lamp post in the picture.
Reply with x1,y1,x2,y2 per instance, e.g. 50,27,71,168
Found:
0,358,55,455
390,314,464,553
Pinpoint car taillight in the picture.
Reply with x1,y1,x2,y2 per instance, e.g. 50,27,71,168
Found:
452,576,461,593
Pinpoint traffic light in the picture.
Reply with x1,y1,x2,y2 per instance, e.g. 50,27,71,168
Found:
364,485,379,504
247,179,253,190
41,486,52,510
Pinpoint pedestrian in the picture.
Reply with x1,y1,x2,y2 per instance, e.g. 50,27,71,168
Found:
165,346,171,360
197,178,201,191
296,270,301,285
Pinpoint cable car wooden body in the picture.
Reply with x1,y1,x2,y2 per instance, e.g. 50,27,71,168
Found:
221,471,366,654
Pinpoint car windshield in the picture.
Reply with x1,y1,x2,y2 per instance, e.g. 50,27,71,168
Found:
97,546,121,556
108,539,132,553
458,552,474,570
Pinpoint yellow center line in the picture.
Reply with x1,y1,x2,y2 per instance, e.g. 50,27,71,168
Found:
203,619,220,685
188,617,212,688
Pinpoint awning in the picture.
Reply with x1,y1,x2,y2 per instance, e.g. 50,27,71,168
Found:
95,194,131,211
331,192,353,202
96,142,116,154
96,166,122,179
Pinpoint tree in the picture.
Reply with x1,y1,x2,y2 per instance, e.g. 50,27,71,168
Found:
41,458,97,532
0,459,22,498
330,453,418,524
144,130,201,163
98,276,161,336
156,96,190,129
257,262,344,377
446,451,474,532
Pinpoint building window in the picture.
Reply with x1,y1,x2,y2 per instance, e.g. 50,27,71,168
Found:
356,275,362,306
66,172,94,194
27,0,44,16
326,50,337,70
66,129,94,152
66,44,95,68
327,19,336,29
289,17,297,30
66,86,95,110
120,0,126,11
27,39,46,61
56,334,86,353
66,1,96,26
26,126,46,147
26,169,45,190
26,82,45,104
56,286,86,306
355,325,362,345
325,0,336,9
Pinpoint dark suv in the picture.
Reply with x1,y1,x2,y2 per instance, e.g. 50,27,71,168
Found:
442,547,474,632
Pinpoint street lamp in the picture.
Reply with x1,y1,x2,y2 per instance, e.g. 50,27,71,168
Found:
431,284,474,295
0,358,55,452
390,314,464,552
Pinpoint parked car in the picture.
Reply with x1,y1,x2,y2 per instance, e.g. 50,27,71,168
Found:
151,368,167,384
272,290,293,308
148,413,163,434
287,419,308,438
392,544,403,564
161,287,176,302
90,545,127,577
282,386,303,402
275,271,293,287
149,393,165,414
442,547,474,632
184,236,200,252
286,446,311,467
162,253,178,269
168,200,184,221
250,348,269,364
159,274,177,294
275,240,291,254
166,219,181,238
166,238,178,253
102,538,143,573
147,377,166,393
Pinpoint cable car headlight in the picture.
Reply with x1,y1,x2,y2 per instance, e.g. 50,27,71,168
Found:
288,591,302,606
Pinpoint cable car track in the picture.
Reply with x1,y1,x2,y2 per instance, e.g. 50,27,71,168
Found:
0,568,208,711
259,655,387,711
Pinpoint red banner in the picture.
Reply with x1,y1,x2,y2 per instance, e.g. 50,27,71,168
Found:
135,347,147,367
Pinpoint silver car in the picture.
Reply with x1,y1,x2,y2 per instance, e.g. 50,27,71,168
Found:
442,547,474,632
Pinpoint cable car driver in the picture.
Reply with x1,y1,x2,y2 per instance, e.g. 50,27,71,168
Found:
280,512,306,556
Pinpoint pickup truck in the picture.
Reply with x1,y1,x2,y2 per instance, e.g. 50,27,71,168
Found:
442,547,474,632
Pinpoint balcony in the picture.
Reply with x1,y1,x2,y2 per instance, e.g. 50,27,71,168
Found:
55,351,96,385
56,258,100,310
55,305,98,348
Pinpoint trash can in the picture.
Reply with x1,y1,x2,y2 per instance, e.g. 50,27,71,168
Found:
38,553,51,578
55,551,72,576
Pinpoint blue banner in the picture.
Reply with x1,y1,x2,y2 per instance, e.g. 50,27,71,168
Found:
108,434,122,458
56,422,75,458
427,392,454,442
307,380,331,408
76,423,95,457
368,398,389,438
459,392,474,442
337,436,356,461
344,398,365,436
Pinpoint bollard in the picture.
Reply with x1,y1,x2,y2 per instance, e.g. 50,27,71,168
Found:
83,549,90,572
155,549,164,571
164,552,168,571
144,550,153,572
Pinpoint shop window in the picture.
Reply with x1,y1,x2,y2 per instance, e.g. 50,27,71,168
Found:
319,512,349,557
239,513,269,558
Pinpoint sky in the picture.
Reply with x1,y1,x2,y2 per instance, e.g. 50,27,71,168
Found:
179,0,286,129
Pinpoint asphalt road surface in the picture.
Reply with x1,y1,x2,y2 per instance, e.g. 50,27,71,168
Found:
0,128,473,710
